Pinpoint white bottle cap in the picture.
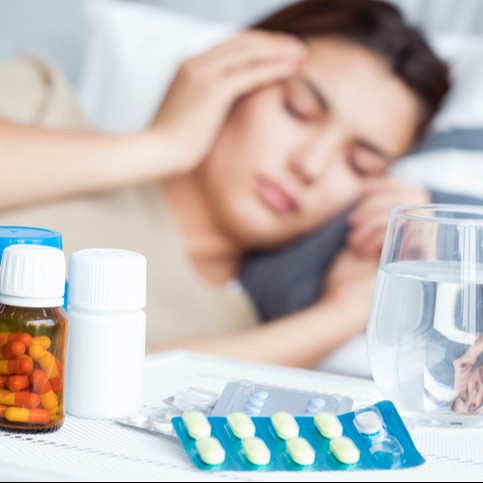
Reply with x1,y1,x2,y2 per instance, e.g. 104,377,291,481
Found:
0,244,66,307
68,248,147,312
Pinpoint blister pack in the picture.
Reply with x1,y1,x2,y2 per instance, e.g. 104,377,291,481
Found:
210,380,353,416
172,400,425,471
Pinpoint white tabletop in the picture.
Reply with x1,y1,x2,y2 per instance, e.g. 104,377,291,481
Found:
0,351,481,482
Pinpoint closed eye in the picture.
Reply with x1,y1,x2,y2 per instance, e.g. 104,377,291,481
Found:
284,78,326,121
349,147,388,177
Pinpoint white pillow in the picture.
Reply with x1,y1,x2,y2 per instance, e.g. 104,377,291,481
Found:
426,32,483,131
390,33,483,199
78,0,235,133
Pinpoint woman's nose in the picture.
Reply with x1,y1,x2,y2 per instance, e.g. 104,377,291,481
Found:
290,130,343,185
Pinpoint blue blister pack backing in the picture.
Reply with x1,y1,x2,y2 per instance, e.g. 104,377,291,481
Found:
172,400,425,471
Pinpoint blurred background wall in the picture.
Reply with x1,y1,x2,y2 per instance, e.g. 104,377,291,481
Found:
136,0,483,33
1,0,483,86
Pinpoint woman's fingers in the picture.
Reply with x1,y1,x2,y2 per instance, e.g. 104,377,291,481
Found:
223,58,300,96
467,366,483,412
194,30,305,73
348,194,393,226
189,31,306,96
347,211,388,256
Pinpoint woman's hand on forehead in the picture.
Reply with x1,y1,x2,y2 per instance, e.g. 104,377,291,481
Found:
150,30,306,176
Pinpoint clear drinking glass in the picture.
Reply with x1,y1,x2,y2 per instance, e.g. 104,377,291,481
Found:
367,204,483,427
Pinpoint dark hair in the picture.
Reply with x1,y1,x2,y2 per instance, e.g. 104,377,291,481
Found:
253,0,450,136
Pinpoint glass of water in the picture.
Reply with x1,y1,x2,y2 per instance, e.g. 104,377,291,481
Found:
367,204,483,427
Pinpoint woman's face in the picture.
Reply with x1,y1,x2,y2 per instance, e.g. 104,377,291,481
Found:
194,37,422,249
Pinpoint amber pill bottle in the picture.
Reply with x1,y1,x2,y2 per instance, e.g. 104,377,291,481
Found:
0,245,68,433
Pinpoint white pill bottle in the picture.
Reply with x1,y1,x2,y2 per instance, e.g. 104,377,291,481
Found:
66,248,147,419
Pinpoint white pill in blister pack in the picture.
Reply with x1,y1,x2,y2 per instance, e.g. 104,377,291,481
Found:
286,437,316,466
242,437,271,466
227,412,256,439
271,411,300,440
196,436,226,465
314,411,343,439
182,410,212,439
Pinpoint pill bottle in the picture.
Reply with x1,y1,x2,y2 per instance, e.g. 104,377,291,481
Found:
0,245,68,433
0,226,63,255
0,226,67,310
66,248,147,419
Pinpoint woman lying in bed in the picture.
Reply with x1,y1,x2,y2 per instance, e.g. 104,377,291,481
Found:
0,0,464,370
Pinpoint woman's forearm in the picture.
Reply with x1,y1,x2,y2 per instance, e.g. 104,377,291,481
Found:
0,120,181,209
151,299,367,368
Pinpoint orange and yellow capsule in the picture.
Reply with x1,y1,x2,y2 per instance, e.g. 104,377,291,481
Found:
4,407,51,424
0,340,26,359
0,333,32,349
0,356,34,375
39,354,62,391
30,336,51,350
30,370,58,410
7,375,30,392
0,389,40,409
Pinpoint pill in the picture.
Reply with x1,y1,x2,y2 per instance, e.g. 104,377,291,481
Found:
244,405,262,416
0,357,34,375
38,354,62,391
49,405,60,416
227,412,256,439
0,389,40,409
246,397,264,408
0,375,7,389
195,437,225,465
31,336,51,350
0,404,7,418
182,410,211,439
251,390,269,400
314,411,343,439
354,409,383,435
329,436,360,464
242,437,271,466
29,344,48,361
30,370,58,410
0,333,32,349
1,341,26,359
150,417,173,433
7,375,30,392
304,405,320,415
4,407,51,424
127,414,148,426
270,411,299,440
308,397,326,408
286,437,316,466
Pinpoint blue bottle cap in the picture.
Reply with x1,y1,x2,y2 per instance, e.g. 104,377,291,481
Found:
0,226,63,260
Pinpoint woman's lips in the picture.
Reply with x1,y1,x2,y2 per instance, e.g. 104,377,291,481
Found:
257,178,299,214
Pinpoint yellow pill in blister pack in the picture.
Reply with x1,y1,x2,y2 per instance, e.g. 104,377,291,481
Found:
195,436,226,465
286,437,316,466
329,436,360,464
227,412,256,439
242,437,271,466
182,410,211,440
270,411,299,440
314,411,343,439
